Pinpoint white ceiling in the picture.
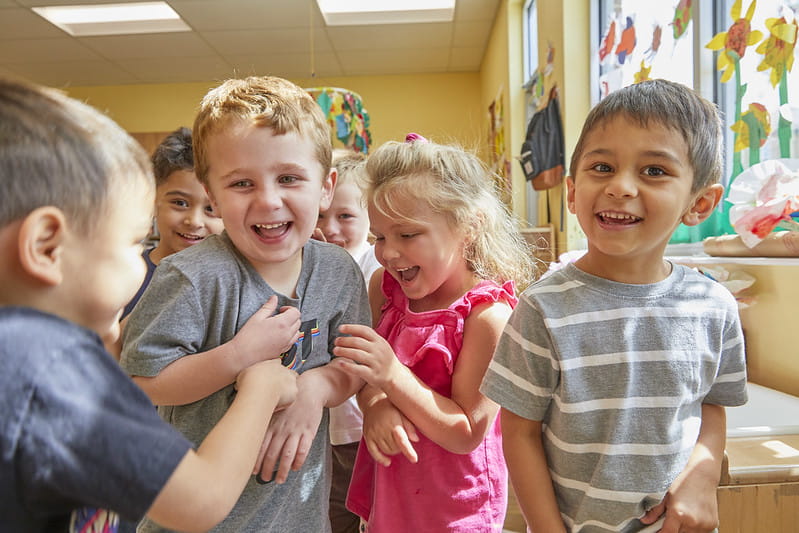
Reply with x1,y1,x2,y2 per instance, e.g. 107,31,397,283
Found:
0,0,501,88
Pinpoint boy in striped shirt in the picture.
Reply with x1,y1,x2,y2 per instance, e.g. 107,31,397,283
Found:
481,79,747,533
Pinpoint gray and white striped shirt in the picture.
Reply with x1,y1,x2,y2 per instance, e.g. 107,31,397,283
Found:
481,263,747,533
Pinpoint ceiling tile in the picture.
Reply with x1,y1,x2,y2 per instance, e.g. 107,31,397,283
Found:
452,20,491,49
326,22,452,52
455,0,501,22
228,51,342,79
200,27,332,55
0,7,69,39
170,0,325,31
80,32,217,59
0,37,101,62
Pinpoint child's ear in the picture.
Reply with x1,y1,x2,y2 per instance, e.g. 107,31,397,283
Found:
319,167,337,211
566,177,577,214
682,184,724,227
18,206,67,286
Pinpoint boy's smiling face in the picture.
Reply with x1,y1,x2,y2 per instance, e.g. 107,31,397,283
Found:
203,122,334,280
567,115,713,282
153,169,224,259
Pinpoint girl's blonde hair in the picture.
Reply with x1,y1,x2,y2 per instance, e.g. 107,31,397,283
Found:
366,138,537,290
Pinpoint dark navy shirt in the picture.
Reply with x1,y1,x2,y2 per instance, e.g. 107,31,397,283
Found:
0,307,191,532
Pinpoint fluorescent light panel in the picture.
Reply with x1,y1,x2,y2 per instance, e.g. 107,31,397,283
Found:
316,0,455,26
32,1,190,36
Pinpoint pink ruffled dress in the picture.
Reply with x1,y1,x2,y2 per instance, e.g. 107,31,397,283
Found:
346,271,517,532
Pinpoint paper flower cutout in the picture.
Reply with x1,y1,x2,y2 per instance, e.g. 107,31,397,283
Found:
730,102,771,152
756,13,798,87
727,159,799,247
705,0,763,83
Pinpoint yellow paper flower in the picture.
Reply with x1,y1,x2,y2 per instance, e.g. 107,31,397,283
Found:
706,0,763,83
730,102,771,152
634,60,652,83
756,15,798,87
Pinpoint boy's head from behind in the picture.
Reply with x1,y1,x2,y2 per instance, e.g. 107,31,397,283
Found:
191,76,335,279
317,150,370,256
0,77,154,341
150,126,223,262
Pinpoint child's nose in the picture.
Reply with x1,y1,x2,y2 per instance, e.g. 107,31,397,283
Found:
318,215,338,237
184,208,204,228
605,171,638,198
255,184,283,210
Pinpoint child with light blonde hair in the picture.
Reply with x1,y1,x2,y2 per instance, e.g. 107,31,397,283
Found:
121,76,371,533
332,134,535,532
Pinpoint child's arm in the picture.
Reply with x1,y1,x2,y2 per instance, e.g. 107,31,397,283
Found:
254,363,363,483
501,409,567,533
639,403,726,533
145,359,297,532
332,299,511,453
131,296,301,405
357,383,419,465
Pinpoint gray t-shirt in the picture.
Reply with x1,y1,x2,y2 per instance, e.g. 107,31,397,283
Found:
121,232,370,533
481,263,747,533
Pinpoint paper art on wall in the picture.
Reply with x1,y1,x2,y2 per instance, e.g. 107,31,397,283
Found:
756,9,797,158
487,90,512,204
615,16,637,64
597,3,694,99
305,87,372,153
727,158,799,247
671,0,693,40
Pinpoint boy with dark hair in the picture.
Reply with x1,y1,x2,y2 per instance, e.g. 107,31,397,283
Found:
482,79,747,532
0,77,297,532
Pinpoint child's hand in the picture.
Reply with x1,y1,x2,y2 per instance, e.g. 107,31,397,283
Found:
253,374,325,484
639,468,720,533
361,393,419,466
231,295,301,367
332,324,404,389
311,227,327,242
236,359,298,410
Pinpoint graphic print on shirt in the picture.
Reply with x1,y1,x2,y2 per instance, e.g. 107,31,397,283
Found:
280,319,319,371
70,507,119,533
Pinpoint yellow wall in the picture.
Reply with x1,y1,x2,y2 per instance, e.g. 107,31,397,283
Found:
65,72,483,153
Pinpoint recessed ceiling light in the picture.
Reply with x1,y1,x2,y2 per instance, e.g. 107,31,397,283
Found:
32,1,190,37
316,0,456,26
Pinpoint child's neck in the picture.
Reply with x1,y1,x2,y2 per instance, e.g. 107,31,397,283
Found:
407,270,480,313
574,253,672,285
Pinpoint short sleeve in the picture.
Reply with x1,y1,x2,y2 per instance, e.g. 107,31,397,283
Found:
120,261,207,377
480,291,558,421
705,297,748,406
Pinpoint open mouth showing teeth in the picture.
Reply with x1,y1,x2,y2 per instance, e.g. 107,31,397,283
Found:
597,212,642,225
177,232,203,241
396,266,419,282
253,222,290,237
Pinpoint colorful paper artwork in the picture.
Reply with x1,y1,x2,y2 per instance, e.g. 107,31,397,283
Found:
305,87,372,153
615,16,637,64
671,0,693,40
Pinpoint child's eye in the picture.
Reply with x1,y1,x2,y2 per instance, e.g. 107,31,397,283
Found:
278,175,298,184
170,199,189,208
231,180,251,188
400,233,418,239
338,213,355,220
591,163,613,173
373,235,385,242
204,205,217,215
643,166,667,177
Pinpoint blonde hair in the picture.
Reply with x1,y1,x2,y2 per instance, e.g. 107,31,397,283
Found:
193,76,332,184
366,139,536,290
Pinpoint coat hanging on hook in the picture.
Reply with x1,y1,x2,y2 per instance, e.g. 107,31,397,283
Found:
519,86,565,191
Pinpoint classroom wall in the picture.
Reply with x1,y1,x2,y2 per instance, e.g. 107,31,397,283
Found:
65,72,484,154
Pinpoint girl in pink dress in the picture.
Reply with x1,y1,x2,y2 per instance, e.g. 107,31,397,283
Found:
332,135,537,532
